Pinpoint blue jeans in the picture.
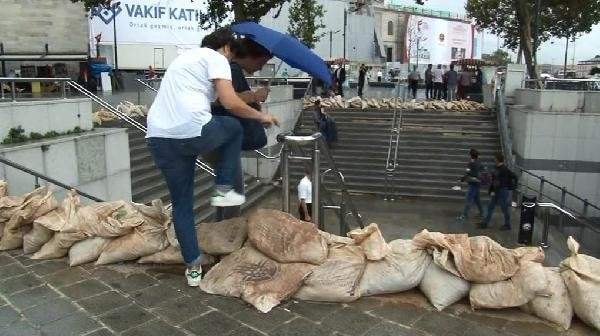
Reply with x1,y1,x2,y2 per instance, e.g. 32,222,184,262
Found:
462,183,483,217
484,187,511,227
147,116,243,266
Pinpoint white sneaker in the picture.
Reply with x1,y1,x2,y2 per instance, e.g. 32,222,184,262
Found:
211,190,246,207
186,267,202,287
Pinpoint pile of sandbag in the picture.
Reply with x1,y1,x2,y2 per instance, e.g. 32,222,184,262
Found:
117,101,148,118
302,96,487,111
92,108,117,125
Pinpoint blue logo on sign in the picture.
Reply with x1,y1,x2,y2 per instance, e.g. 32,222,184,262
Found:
91,4,123,24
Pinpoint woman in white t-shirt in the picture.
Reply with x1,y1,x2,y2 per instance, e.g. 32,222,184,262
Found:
145,27,279,287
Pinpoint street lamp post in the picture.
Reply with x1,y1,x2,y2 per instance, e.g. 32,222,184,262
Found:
343,9,347,61
329,30,341,59
112,2,120,72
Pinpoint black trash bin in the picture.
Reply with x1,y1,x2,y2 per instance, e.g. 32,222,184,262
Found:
518,195,537,245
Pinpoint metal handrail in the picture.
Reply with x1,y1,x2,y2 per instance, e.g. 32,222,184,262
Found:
1,77,71,101
68,80,215,176
521,78,600,91
384,98,404,201
535,201,599,249
0,156,103,202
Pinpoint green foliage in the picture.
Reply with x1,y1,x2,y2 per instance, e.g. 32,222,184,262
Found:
71,0,291,28
486,49,512,65
287,0,326,49
591,67,600,76
2,126,87,145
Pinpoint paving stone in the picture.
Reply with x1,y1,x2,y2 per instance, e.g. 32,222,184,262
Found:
320,307,382,336
0,295,7,306
121,319,187,336
181,310,242,336
27,259,69,276
503,320,563,336
413,312,471,335
13,254,45,267
204,295,248,315
370,302,428,326
78,291,131,315
0,262,26,280
6,249,23,257
232,307,296,333
60,279,111,300
270,317,331,336
0,273,43,295
22,297,78,325
106,272,157,293
459,312,510,330
154,271,212,298
8,285,59,310
153,296,212,324
363,321,421,336
43,267,89,288
98,304,154,332
463,324,514,336
283,301,340,323
84,328,117,336
0,305,20,327
349,297,385,312
229,326,267,336
0,254,14,266
0,319,40,336
40,311,100,336
131,283,183,308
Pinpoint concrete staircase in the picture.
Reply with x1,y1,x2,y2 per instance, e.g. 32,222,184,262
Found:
97,119,273,222
292,107,502,201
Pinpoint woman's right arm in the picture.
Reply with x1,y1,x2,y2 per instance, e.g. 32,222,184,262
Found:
214,79,279,127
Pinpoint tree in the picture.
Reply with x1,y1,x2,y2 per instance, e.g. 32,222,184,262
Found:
287,0,326,49
591,67,600,76
465,0,600,78
485,49,512,65
70,0,291,28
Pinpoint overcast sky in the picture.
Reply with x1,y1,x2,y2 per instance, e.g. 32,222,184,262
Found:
389,0,600,64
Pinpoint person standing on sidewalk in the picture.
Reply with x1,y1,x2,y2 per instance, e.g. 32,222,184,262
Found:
424,64,433,100
433,64,444,100
408,65,421,100
298,170,313,222
457,149,485,221
358,64,367,97
146,27,279,287
478,152,518,230
446,64,458,101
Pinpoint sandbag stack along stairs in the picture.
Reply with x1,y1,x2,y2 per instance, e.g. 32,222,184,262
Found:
292,106,501,201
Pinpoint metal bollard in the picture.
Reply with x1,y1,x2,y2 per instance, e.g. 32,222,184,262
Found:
518,195,537,245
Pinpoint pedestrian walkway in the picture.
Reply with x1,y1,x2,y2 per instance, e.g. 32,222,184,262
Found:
1,193,597,336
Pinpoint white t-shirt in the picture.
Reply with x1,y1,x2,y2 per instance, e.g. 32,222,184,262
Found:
433,68,444,83
146,48,232,139
297,176,312,204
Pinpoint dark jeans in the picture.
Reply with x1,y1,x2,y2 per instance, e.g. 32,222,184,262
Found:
426,82,433,99
147,116,243,266
433,82,443,100
409,80,418,99
484,187,511,227
463,183,483,217
358,79,365,96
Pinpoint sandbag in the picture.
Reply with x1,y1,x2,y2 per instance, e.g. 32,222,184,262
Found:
420,257,470,311
23,223,54,254
197,217,248,255
68,237,112,266
319,230,355,246
247,209,327,265
469,261,550,309
413,230,522,283
200,246,315,313
95,200,169,265
0,180,6,197
137,246,217,265
560,237,600,331
295,244,365,302
348,223,391,261
522,267,573,330
0,187,58,250
359,239,431,296
31,231,87,259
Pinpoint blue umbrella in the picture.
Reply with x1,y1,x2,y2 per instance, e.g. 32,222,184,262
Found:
231,22,332,86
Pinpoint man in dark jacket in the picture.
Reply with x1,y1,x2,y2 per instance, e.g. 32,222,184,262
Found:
478,152,518,230
358,64,367,97
458,149,484,221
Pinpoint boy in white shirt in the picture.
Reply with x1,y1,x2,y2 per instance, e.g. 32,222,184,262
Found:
297,170,313,222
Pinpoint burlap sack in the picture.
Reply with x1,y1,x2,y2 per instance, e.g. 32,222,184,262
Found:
522,267,573,330
137,246,216,265
348,223,391,261
23,223,54,254
96,200,169,265
419,258,470,311
0,187,57,250
31,231,87,259
413,230,524,283
318,230,355,246
247,209,327,265
0,180,7,197
200,246,315,313
197,217,248,255
560,237,600,331
295,244,366,302
68,237,112,266
470,261,550,309
359,239,431,296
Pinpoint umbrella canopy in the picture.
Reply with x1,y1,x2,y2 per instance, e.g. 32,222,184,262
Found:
231,22,332,86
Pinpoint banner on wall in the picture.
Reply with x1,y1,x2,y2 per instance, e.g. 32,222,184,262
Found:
89,0,216,46
405,14,474,65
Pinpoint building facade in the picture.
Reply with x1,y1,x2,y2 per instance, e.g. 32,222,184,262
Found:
577,55,600,78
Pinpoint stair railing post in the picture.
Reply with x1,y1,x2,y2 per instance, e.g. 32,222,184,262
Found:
538,176,545,202
312,140,321,229
281,144,290,213
559,187,567,231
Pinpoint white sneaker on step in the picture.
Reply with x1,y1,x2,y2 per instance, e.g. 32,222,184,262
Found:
211,190,246,207
186,267,202,287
